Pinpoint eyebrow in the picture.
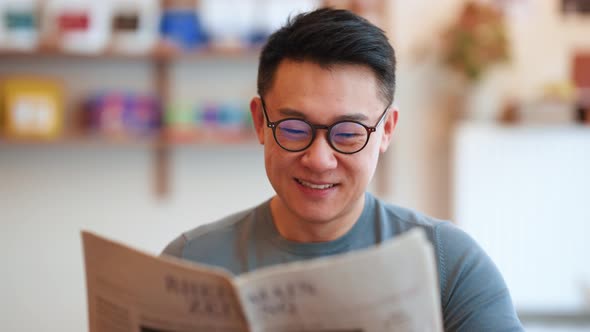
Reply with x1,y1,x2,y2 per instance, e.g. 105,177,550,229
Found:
277,108,370,123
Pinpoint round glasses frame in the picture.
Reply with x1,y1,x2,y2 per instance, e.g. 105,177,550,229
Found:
260,97,389,154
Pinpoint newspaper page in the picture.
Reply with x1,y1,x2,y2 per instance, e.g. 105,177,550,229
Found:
82,232,249,332
83,228,442,332
234,228,443,332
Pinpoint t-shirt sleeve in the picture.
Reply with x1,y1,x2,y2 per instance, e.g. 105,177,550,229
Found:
435,222,524,331
160,233,187,258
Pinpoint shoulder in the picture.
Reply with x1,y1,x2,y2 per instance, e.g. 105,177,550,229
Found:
370,194,478,256
369,194,451,243
370,195,522,330
435,222,522,329
161,205,260,259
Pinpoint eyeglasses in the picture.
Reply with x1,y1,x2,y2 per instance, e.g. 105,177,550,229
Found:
260,97,389,154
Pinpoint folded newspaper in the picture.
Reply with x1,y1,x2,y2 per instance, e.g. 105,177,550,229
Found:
82,228,443,332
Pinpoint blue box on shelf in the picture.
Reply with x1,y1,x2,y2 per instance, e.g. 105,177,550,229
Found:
159,9,208,50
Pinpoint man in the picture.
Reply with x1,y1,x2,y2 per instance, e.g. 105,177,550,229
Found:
163,8,523,331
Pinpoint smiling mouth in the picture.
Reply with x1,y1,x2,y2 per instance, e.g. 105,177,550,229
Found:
295,178,336,190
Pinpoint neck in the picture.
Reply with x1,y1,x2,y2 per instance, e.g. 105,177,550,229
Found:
269,195,365,243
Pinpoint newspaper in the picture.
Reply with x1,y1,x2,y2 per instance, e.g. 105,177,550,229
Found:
82,228,443,332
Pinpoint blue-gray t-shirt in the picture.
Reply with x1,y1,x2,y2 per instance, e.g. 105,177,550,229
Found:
162,192,523,331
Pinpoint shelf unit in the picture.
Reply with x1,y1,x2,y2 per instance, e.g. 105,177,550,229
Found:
0,47,261,198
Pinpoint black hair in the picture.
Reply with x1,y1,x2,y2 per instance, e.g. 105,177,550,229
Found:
257,7,396,105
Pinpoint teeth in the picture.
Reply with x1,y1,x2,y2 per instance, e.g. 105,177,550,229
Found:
297,179,334,189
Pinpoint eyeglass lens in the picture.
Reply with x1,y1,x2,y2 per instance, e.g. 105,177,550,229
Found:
276,119,368,153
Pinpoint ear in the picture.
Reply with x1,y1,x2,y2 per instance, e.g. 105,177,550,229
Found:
379,106,399,153
250,97,265,144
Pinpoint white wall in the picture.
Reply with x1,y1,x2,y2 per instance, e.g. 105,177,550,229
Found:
0,144,275,331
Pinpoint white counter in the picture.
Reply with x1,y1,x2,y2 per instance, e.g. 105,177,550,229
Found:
453,122,590,312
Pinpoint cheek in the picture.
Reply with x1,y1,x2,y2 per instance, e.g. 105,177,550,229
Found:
265,144,293,173
354,147,381,178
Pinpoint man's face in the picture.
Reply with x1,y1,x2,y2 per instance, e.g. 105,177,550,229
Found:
251,59,397,228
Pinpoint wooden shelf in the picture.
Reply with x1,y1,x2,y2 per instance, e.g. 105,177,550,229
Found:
0,133,257,148
0,133,157,147
0,45,261,62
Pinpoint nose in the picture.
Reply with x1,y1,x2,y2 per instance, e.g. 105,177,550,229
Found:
300,132,338,172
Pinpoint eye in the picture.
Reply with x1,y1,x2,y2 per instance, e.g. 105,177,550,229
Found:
276,120,311,141
282,127,307,135
334,132,363,138
330,122,368,147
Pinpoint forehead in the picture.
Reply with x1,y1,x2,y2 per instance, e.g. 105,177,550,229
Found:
265,60,383,117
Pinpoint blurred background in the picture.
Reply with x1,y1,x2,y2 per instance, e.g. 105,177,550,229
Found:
0,0,589,331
